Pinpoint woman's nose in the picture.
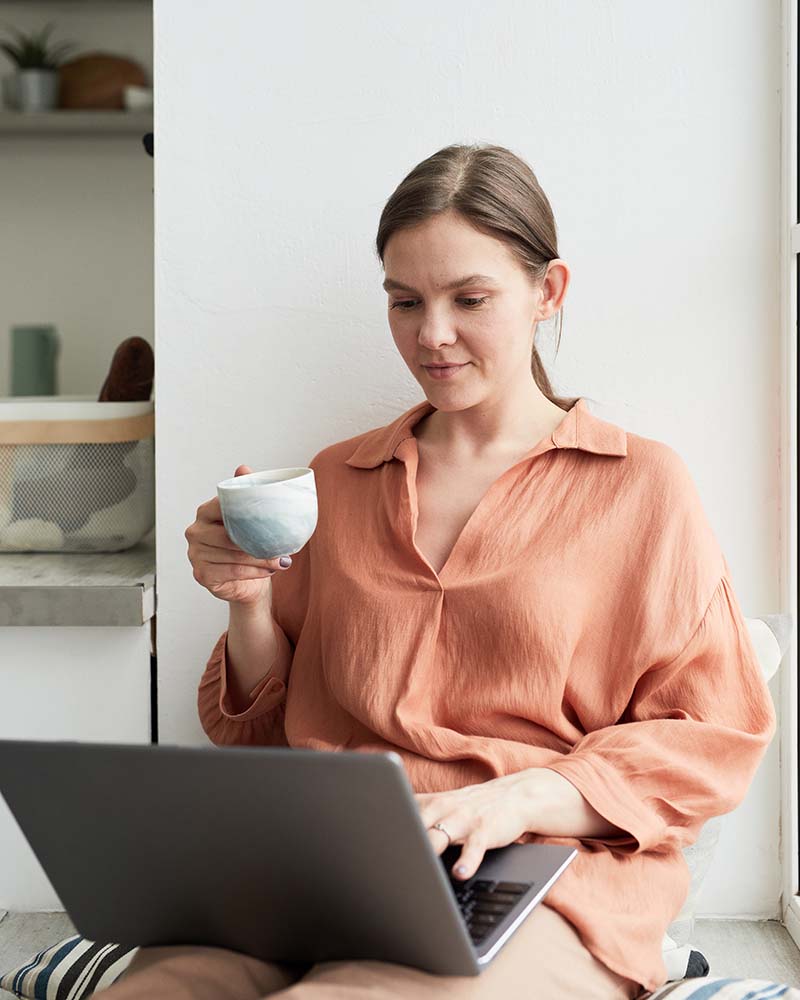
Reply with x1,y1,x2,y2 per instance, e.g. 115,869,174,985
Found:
417,323,458,348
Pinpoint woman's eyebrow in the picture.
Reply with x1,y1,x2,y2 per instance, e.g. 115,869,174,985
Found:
382,273,499,293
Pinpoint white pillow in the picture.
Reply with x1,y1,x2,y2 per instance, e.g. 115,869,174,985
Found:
661,612,792,980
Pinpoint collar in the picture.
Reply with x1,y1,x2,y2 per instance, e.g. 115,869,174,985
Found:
344,397,627,469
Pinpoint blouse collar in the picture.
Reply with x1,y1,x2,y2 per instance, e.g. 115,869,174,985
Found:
344,397,627,469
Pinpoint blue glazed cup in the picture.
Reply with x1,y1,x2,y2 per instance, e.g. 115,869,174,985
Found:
216,467,317,560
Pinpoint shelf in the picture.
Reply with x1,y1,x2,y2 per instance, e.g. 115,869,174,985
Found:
0,527,155,627
0,110,152,134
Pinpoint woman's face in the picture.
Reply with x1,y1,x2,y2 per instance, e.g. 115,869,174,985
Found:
383,210,565,403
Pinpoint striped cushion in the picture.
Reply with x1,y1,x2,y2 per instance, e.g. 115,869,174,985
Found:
0,934,138,999
642,977,800,999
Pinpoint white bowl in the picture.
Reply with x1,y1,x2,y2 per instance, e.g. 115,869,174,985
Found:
123,85,153,111
216,467,317,560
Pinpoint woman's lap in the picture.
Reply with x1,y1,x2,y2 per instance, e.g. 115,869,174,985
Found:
101,902,645,1000
102,943,310,999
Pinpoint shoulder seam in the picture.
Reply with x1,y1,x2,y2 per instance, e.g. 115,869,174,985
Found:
655,574,727,674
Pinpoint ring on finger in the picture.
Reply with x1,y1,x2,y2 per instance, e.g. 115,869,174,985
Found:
430,821,452,847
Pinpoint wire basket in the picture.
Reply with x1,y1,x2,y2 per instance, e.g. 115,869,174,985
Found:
0,396,155,553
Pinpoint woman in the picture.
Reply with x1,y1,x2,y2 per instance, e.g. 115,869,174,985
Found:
109,143,776,1000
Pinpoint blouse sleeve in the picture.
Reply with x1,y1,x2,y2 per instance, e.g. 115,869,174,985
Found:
196,499,314,747
542,567,777,855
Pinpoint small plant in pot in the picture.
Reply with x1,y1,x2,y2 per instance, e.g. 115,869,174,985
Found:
0,21,79,112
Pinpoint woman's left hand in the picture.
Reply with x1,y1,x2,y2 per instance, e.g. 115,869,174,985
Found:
414,772,534,881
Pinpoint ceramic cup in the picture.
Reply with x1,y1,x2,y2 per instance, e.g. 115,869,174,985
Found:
216,467,317,560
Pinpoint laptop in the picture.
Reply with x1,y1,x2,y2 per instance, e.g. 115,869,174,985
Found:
0,738,577,977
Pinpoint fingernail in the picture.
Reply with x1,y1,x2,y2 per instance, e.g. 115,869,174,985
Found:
279,556,292,568
454,865,467,876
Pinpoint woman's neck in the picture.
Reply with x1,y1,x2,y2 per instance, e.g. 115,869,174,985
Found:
414,396,569,465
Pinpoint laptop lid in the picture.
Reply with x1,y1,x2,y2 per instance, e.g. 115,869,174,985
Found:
0,739,576,977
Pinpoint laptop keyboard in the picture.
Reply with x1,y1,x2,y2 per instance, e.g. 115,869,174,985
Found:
448,878,533,946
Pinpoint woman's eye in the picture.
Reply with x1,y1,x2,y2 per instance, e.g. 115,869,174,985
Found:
390,297,488,311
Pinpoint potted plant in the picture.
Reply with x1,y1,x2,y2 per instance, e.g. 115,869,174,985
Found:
0,21,78,112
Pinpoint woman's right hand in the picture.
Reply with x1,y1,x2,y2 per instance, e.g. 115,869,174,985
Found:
185,464,293,607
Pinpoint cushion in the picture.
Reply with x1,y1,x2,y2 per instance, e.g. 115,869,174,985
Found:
661,612,793,980
641,976,800,998
0,934,138,998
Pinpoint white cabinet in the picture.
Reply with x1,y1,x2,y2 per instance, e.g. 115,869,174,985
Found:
0,531,155,911
0,625,152,910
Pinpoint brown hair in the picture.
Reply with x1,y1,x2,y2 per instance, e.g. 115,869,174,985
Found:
375,143,579,412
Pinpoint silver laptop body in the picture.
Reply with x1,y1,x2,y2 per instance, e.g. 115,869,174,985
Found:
0,739,577,977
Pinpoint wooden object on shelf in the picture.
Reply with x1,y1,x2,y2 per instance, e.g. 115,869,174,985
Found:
58,52,147,110
98,337,154,402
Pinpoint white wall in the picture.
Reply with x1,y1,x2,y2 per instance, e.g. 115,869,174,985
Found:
0,1,153,397
155,0,782,920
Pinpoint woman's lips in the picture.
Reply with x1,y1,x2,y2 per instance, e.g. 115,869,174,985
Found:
423,363,468,379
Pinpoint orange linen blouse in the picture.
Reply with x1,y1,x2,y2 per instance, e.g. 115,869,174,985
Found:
197,397,777,993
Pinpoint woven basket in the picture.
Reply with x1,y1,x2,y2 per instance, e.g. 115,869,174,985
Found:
0,396,154,552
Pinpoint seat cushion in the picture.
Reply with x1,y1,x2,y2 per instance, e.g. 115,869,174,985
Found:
0,934,138,998
640,976,800,999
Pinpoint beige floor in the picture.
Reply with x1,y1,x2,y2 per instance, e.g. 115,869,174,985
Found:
0,909,798,992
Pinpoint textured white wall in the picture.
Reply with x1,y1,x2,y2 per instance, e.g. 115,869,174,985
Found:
155,0,782,919
0,1,153,397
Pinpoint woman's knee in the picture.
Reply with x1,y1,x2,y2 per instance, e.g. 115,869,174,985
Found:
108,943,307,999
481,903,642,1000
272,906,641,1000
124,943,213,977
